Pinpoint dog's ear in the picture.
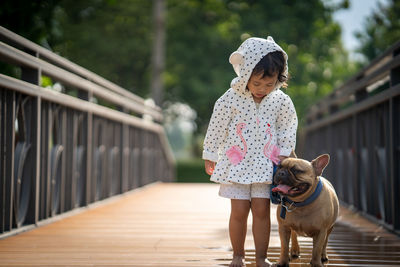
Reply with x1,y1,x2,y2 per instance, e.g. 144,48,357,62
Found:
311,154,330,176
289,150,297,158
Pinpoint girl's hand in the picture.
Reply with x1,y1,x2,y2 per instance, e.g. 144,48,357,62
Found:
204,160,216,175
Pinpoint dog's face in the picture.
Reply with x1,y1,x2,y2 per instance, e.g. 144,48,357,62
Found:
272,153,330,198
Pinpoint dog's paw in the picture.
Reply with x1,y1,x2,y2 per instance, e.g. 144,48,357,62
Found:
290,248,300,260
321,255,329,263
272,263,289,267
309,261,323,267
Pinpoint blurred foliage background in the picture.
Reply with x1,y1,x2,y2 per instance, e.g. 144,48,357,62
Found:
1,0,399,182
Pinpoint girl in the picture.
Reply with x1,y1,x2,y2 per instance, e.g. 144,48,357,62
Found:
203,37,298,267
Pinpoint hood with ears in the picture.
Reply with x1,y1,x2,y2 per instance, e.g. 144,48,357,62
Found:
229,36,288,94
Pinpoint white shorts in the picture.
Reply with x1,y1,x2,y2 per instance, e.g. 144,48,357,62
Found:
219,183,271,200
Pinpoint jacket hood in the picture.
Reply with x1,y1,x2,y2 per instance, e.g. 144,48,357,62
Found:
229,36,288,94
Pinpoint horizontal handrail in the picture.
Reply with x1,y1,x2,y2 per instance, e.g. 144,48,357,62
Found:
0,26,162,120
0,41,163,121
0,74,174,165
305,83,400,131
0,74,156,131
306,40,400,124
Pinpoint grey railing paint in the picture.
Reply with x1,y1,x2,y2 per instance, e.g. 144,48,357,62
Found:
301,40,400,235
0,26,175,237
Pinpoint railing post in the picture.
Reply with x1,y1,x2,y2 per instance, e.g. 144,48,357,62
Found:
352,114,359,210
2,90,15,231
122,120,129,193
392,96,400,234
0,90,3,233
117,107,129,193
390,47,400,233
21,50,41,225
77,90,93,206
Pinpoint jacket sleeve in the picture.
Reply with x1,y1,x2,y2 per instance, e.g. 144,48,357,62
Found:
202,92,231,162
276,94,298,157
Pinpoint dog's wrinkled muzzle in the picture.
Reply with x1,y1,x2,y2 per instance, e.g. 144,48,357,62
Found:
274,168,290,184
273,168,293,195
272,167,309,196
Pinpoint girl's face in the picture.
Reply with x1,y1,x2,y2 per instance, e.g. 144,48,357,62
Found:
247,72,278,103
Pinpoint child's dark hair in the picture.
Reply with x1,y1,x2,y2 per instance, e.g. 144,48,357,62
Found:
252,51,288,87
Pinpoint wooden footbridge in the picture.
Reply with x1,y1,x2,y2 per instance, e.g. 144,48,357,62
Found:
0,27,399,266
1,183,400,266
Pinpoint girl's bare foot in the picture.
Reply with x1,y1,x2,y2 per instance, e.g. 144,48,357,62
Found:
230,255,246,267
256,258,272,267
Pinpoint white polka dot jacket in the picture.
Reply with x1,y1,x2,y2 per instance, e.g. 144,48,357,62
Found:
202,37,298,185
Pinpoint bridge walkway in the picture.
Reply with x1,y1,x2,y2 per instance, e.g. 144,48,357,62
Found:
1,183,399,266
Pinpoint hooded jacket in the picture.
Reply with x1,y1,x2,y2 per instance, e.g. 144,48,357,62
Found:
203,37,298,184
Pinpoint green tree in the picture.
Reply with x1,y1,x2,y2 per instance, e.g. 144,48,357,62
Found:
0,0,61,78
165,0,357,131
0,0,61,46
53,0,153,97
1,0,359,135
165,0,241,131
355,0,400,62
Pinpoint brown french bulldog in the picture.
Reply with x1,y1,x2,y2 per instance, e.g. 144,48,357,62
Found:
272,152,339,267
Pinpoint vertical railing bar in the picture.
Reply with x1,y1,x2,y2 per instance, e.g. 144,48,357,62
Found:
39,102,45,221
5,91,15,231
77,90,92,206
395,96,400,233
67,109,75,210
91,116,98,203
144,131,149,185
152,133,155,182
33,96,41,225
107,121,112,197
352,114,358,211
92,117,98,202
85,110,92,206
370,109,377,217
0,90,4,233
382,105,389,225
139,129,144,187
45,106,52,218
121,121,129,193
388,96,395,231
105,119,111,198
133,127,140,189
69,111,76,210
60,108,67,213
383,102,391,227
389,46,399,232
117,123,122,194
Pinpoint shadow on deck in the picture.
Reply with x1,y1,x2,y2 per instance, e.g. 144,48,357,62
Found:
0,183,399,266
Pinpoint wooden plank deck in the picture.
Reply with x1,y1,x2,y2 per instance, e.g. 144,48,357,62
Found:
0,183,400,266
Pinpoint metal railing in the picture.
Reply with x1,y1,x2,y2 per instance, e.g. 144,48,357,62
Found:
301,40,400,234
0,27,175,237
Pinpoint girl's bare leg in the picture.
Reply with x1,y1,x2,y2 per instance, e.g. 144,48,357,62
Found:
251,198,272,267
229,199,251,267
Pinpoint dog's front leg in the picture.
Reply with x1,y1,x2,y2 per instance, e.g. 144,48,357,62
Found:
290,230,300,259
311,229,327,267
276,224,291,267
321,227,333,262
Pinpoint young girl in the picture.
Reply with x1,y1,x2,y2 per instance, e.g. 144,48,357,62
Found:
203,36,298,267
